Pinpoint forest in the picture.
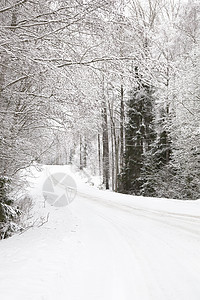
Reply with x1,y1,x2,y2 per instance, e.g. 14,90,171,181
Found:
0,0,199,238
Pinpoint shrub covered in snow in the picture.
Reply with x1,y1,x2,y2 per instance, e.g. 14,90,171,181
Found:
0,177,22,239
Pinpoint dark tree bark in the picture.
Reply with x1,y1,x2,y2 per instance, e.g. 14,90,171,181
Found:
83,137,87,168
102,100,109,189
120,84,125,172
80,136,83,170
98,134,101,177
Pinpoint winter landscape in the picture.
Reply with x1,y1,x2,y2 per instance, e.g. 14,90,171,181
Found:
0,0,199,299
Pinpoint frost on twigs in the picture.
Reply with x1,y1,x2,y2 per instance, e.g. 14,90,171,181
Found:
16,194,50,234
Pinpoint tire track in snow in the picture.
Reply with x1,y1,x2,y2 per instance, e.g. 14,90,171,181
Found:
77,191,200,238
77,193,200,299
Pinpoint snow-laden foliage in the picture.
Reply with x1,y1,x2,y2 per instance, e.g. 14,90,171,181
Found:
0,177,22,239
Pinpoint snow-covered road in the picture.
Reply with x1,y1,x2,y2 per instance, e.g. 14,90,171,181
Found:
0,165,200,300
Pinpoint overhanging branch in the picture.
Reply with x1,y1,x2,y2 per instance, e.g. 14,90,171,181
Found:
57,56,136,68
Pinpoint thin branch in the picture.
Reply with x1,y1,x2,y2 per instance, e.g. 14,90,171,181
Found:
58,56,137,68
0,0,28,13
2,75,29,91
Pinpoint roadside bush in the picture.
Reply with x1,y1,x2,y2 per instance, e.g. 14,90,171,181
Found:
0,177,22,239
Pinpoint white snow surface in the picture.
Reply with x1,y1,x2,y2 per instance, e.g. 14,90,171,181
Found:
0,165,200,300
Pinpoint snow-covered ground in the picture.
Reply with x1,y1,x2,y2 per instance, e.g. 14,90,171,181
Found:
0,165,200,300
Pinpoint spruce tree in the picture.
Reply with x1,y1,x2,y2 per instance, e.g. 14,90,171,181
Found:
121,69,156,195
141,129,172,197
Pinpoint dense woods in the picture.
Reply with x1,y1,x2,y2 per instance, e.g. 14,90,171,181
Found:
0,0,199,238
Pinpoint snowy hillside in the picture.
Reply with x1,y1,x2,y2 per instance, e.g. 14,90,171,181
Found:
0,165,200,300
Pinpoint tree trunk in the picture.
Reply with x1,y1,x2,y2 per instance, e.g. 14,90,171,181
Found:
111,127,115,191
114,134,119,192
80,136,83,170
102,102,109,189
83,137,87,168
98,134,101,177
120,84,125,172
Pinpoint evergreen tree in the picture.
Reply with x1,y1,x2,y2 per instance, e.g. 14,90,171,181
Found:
141,129,172,197
141,106,172,197
120,69,156,195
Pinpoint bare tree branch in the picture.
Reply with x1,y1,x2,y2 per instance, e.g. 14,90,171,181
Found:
0,0,28,13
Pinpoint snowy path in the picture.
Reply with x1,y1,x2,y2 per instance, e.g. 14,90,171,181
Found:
0,165,200,300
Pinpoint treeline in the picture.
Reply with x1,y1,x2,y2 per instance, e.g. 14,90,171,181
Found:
77,0,200,200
